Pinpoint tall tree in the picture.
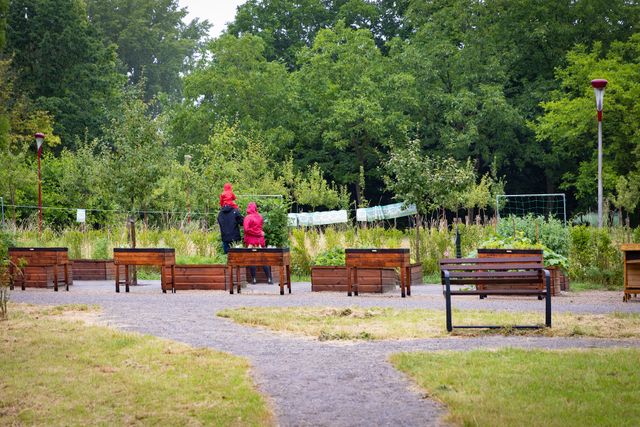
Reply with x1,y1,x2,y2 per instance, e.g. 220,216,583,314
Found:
86,0,210,102
6,0,124,146
171,34,294,157
533,35,640,211
293,21,391,205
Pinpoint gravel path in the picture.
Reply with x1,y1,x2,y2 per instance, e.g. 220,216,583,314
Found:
12,282,640,426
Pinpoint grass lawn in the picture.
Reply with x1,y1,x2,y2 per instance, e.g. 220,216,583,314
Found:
0,304,273,426
217,306,640,340
390,348,640,426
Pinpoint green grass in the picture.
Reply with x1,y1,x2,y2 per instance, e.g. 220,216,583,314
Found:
0,304,273,426
217,306,640,340
569,281,612,291
390,348,640,426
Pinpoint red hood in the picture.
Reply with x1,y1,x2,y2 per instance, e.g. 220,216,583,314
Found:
247,202,258,214
224,183,232,191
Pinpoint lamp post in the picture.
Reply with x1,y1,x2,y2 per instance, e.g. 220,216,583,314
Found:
591,79,608,228
184,154,192,224
35,132,45,234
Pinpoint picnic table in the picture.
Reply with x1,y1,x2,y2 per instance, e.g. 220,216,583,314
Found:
227,248,291,295
346,248,411,297
113,248,176,293
8,247,71,291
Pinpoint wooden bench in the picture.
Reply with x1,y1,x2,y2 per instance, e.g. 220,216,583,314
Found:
439,257,551,332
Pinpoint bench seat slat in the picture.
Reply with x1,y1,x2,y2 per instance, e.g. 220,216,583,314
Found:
447,279,544,286
440,256,542,264
445,271,542,278
440,264,543,271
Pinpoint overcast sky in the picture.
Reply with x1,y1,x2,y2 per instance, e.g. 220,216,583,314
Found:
179,0,248,37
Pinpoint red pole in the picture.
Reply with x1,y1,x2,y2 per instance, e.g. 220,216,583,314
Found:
38,150,42,234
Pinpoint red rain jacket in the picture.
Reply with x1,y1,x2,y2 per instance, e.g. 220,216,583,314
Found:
219,182,238,208
243,202,266,247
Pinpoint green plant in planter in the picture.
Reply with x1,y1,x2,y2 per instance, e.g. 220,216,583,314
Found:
312,247,346,266
475,232,569,270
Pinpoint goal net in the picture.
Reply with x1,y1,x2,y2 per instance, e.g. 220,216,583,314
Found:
496,193,567,225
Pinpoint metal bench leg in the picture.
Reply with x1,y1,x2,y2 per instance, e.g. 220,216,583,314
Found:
544,270,552,327
444,271,453,332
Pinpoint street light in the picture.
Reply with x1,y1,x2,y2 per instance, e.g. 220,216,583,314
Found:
591,79,608,228
184,154,192,224
35,132,45,234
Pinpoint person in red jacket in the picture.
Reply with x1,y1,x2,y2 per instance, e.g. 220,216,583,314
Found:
219,182,238,209
243,202,272,284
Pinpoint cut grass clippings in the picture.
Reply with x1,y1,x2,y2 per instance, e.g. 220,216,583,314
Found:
0,304,273,426
217,306,640,340
390,348,640,427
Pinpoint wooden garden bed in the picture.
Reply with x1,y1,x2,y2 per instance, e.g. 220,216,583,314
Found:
9,247,73,290
162,265,247,290
477,249,563,296
71,259,115,280
311,264,422,293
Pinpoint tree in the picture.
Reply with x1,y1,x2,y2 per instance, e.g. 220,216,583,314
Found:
293,21,390,205
533,35,640,211
172,34,294,157
385,139,476,260
611,174,640,226
86,0,210,102
6,0,124,146
101,89,170,217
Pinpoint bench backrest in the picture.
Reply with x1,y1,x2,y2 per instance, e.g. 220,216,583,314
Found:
439,257,544,289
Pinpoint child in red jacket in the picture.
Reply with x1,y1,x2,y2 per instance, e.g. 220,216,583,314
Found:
219,182,238,209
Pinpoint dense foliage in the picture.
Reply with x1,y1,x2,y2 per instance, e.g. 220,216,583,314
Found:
2,0,640,228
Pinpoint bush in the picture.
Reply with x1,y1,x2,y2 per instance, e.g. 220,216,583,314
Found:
569,226,623,289
312,247,345,266
497,214,569,256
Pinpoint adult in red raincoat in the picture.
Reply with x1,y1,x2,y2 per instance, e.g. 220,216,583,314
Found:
243,202,272,284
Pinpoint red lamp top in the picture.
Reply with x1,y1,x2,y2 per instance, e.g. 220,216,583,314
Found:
591,79,608,89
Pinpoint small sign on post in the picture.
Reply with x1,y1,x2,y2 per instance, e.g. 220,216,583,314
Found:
76,209,86,223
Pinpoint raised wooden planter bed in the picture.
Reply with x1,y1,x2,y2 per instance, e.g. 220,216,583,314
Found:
311,263,422,293
71,259,115,280
162,265,247,290
9,247,72,291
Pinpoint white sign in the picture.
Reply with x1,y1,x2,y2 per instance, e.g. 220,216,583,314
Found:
76,209,86,223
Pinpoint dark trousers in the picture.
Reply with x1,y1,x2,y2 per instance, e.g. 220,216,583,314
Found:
249,266,273,283
222,240,237,254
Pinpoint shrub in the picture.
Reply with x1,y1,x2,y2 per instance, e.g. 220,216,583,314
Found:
312,247,345,266
497,214,569,256
569,226,623,289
